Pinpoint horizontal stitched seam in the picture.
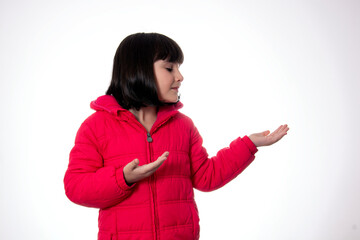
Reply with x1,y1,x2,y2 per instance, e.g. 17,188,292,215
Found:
153,150,188,154
104,151,188,160
101,229,153,234
104,153,147,162
160,224,193,231
105,152,147,159
103,224,192,234
156,175,189,179
109,203,151,209
158,199,194,205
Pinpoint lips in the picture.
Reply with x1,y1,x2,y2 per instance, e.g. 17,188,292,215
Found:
171,87,179,91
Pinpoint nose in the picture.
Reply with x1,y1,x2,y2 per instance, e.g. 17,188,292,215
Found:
175,69,184,82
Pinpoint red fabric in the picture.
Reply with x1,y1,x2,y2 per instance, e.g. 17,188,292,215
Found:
64,95,258,240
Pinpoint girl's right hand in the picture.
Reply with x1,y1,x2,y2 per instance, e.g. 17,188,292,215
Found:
123,151,169,186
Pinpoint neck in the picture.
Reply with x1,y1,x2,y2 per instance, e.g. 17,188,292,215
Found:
129,106,158,132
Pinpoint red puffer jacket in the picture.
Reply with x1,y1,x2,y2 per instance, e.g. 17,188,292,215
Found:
64,95,258,240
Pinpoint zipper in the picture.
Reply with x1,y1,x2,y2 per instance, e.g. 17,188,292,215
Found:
147,132,153,143
151,176,160,239
147,132,159,240
146,116,175,240
121,111,176,240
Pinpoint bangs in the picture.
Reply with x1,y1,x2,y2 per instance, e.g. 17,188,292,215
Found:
153,34,184,64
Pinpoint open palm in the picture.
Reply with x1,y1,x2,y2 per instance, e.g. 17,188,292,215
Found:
249,124,289,147
123,151,169,186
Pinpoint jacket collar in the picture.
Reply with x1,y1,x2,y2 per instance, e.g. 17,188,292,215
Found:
90,95,183,121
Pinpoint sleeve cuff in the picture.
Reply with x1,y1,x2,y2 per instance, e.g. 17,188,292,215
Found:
115,167,137,191
242,135,258,155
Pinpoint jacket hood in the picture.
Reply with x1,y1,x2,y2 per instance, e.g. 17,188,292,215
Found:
90,95,183,117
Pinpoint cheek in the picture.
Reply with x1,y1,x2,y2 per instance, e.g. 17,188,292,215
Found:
156,83,169,100
157,80,171,92
157,82,167,94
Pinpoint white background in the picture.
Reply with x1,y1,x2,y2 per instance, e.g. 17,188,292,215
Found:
1,0,359,239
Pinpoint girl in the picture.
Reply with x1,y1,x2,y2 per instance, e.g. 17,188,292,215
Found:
64,32,289,240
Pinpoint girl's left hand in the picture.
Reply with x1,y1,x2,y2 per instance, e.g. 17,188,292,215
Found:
249,124,289,147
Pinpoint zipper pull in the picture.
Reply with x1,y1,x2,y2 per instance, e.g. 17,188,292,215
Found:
147,132,153,143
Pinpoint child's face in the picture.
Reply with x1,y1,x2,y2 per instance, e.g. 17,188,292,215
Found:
153,60,184,103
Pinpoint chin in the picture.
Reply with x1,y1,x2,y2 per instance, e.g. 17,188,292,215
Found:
164,99,178,104
164,97,179,103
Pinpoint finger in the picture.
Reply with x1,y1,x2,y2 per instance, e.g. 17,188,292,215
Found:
125,158,139,171
270,124,288,137
141,152,169,174
262,124,289,146
272,125,289,141
277,124,289,135
253,130,270,137
284,124,289,132
271,125,283,135
151,151,169,168
141,161,165,177
159,151,170,159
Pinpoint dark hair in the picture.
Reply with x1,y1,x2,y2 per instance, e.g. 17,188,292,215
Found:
106,32,184,110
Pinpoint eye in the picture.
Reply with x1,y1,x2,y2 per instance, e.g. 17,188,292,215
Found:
166,68,173,72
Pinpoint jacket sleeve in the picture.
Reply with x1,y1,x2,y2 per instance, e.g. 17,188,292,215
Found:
189,122,258,192
64,120,136,209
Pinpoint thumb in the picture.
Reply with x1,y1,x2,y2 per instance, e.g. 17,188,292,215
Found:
262,130,270,136
129,158,139,170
